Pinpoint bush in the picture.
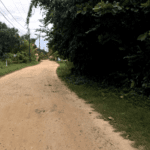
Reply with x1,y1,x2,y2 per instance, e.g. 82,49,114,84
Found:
15,51,27,63
0,58,13,66
49,58,54,61
0,61,4,69
15,51,36,63
1,53,14,63
22,56,29,63
38,57,41,62
6,58,13,65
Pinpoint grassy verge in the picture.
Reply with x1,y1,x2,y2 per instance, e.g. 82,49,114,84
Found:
51,59,149,150
0,59,42,77
0,58,149,150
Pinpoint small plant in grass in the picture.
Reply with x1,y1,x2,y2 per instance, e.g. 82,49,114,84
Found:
3,53,14,61
0,61,4,69
6,58,13,65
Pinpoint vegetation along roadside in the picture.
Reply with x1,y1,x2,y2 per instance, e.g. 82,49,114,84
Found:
54,59,149,150
0,57,149,150
0,54,43,78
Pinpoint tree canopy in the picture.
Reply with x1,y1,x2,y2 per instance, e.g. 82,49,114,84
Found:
25,0,150,97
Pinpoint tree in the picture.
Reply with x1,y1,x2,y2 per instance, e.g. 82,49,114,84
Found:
30,38,37,44
32,43,37,49
0,21,25,61
25,0,150,97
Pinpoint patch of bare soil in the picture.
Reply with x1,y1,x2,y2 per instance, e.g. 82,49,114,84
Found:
0,60,140,150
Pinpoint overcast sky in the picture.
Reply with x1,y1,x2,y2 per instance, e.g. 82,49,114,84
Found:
0,0,54,52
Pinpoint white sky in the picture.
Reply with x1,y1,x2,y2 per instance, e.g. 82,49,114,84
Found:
0,0,54,52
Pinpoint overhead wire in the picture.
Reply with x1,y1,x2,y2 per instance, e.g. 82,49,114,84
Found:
0,0,27,30
0,10,16,30
0,0,39,38
11,0,30,24
0,0,46,48
18,0,28,15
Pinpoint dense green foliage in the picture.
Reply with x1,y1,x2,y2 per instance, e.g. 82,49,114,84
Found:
0,22,23,60
55,60,150,150
25,0,150,98
0,21,38,62
36,48,48,56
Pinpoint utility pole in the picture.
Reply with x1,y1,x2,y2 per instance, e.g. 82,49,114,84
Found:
34,29,46,60
39,33,40,50
35,32,41,50
28,28,31,63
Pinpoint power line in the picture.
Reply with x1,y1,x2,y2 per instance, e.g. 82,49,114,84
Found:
0,0,28,30
18,0,28,14
0,10,38,38
11,0,29,23
0,10,21,32
0,0,45,38
10,0,36,24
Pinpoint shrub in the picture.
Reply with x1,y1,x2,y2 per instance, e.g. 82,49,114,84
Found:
1,53,15,62
15,51,26,63
38,57,41,62
17,51,29,61
6,58,13,65
22,56,29,63
15,51,36,63
30,53,36,62
0,61,4,69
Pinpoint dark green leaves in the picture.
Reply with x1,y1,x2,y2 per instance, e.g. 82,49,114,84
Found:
137,31,149,41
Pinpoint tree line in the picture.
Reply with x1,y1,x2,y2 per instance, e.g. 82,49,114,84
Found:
2,0,150,98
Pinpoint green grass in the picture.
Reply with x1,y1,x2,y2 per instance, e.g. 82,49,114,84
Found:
0,59,42,77
0,58,149,150
53,59,149,150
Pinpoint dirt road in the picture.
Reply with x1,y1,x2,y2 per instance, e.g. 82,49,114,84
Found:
0,60,139,150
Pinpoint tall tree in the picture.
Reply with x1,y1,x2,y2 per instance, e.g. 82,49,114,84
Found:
0,22,25,60
25,0,150,97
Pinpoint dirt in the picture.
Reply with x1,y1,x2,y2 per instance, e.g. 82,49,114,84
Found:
0,60,140,150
